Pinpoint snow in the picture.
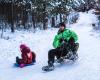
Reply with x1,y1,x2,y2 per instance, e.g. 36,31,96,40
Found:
76,11,98,26
0,11,100,80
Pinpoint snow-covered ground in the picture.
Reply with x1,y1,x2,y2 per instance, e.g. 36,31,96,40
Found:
0,11,100,80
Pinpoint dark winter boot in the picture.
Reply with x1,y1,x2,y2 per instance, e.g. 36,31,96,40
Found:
16,56,20,64
74,43,79,52
69,43,79,61
42,61,54,71
73,51,78,61
69,51,78,61
73,43,79,61
48,61,54,69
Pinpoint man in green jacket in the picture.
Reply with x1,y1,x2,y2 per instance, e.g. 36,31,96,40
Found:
43,22,79,71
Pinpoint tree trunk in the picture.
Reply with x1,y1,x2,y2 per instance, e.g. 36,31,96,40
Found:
51,17,55,27
60,14,62,23
11,2,14,32
32,11,36,29
11,22,14,32
43,3,47,30
1,23,3,38
32,11,36,32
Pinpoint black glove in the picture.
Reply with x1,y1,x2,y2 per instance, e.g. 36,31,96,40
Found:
59,38,63,43
59,38,67,43
68,37,75,45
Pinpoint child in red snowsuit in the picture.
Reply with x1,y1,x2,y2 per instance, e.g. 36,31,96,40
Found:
16,44,36,67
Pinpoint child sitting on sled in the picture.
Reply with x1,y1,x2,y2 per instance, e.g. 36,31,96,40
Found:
16,44,36,68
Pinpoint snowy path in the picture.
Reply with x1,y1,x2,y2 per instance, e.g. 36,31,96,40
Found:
0,12,100,80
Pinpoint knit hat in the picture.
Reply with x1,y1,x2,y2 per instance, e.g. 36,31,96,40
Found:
20,44,27,49
59,22,66,28
20,44,30,54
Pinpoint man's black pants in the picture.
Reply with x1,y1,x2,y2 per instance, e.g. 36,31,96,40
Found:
48,43,79,64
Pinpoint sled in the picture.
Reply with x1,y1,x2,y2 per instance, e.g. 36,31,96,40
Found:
14,62,35,68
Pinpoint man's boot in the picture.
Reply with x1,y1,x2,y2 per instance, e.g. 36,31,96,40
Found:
42,61,54,71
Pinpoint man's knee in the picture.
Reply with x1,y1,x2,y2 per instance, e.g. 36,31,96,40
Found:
48,49,58,55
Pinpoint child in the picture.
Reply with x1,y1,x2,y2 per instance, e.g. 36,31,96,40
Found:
16,44,36,68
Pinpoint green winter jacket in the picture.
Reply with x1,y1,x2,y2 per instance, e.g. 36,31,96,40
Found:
53,28,78,48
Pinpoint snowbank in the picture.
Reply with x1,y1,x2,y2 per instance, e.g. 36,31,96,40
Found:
76,11,98,27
